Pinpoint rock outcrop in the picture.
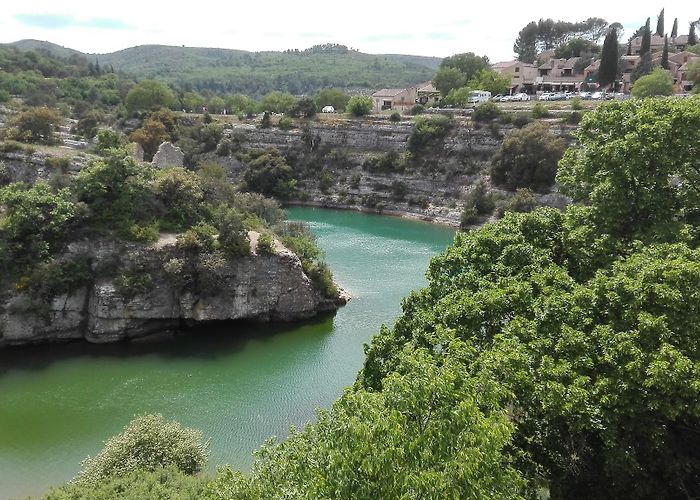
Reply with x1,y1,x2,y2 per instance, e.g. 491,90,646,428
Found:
0,232,346,346
151,141,184,168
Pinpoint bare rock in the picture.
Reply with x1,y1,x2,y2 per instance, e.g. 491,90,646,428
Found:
152,142,184,169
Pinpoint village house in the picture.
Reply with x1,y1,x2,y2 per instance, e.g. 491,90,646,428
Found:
371,87,418,112
416,82,441,106
490,61,538,94
630,34,692,55
535,57,586,92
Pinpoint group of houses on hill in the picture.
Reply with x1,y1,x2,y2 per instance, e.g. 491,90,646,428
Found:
371,34,697,111
492,34,697,95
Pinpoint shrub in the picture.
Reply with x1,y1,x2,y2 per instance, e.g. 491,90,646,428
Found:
242,148,296,199
496,187,538,217
176,222,218,252
512,112,532,128
319,170,336,193
471,100,501,122
363,151,406,173
95,130,123,152
216,207,250,257
114,268,153,301
389,112,401,122
350,173,361,189
288,97,317,118
9,106,62,144
408,115,454,152
631,68,674,98
346,96,373,117
75,111,102,139
259,111,271,129
491,122,566,192
72,414,208,486
463,179,495,215
278,116,293,130
570,97,583,110
409,104,425,115
391,180,408,201
561,111,582,124
0,89,9,103
154,167,205,231
460,206,478,227
45,465,209,500
531,102,551,118
256,232,275,254
123,221,160,244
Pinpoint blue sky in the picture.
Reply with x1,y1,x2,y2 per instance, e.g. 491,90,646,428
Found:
1,1,696,60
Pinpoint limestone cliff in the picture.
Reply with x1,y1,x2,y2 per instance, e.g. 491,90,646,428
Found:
0,232,346,346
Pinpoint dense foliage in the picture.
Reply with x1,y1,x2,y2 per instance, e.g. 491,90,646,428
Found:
491,122,566,192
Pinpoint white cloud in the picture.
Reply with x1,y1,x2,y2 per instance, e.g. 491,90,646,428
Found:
2,1,695,61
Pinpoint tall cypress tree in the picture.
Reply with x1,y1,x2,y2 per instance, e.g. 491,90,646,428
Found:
661,36,669,70
627,41,633,56
641,18,652,55
671,18,678,38
599,28,619,88
656,9,665,36
690,23,698,46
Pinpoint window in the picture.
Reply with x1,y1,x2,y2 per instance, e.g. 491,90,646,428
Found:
515,66,520,73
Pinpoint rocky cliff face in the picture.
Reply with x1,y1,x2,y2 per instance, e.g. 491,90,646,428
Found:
220,117,574,226
0,232,345,346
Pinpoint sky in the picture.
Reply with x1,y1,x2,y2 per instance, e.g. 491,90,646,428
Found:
0,1,697,61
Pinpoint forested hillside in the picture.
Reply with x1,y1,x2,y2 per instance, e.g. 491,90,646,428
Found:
5,40,441,96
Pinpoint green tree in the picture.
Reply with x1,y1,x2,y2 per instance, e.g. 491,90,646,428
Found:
631,52,653,82
554,38,600,59
688,60,700,93
466,69,511,95
690,22,698,46
0,182,80,271
641,18,652,55
661,35,670,69
225,94,258,116
9,106,61,144
207,96,225,114
671,17,678,38
656,8,665,36
440,52,490,81
557,96,700,240
125,80,175,113
71,414,208,486
181,91,204,112
491,122,566,192
598,28,619,87
345,95,373,116
260,91,297,113
631,67,674,98
514,21,539,63
432,67,466,96
288,97,316,118
313,88,350,112
242,148,296,198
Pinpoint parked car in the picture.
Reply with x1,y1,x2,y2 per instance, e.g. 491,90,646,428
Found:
539,93,555,101
491,94,504,102
321,105,336,113
511,93,530,101
591,92,604,100
578,91,592,99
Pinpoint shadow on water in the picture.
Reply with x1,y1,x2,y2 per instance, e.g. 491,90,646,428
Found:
0,310,338,376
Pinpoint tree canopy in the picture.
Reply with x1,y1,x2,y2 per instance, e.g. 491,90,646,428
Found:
124,79,175,113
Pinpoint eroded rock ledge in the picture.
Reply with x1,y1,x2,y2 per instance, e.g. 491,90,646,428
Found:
0,232,346,346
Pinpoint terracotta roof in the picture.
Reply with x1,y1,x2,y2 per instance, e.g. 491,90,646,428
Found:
563,57,581,69
417,83,438,93
673,35,689,44
372,88,405,97
492,60,518,69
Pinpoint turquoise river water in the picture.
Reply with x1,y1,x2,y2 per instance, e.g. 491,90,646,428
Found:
0,207,455,498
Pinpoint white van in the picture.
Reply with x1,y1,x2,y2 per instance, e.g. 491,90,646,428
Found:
468,90,492,104
321,105,336,113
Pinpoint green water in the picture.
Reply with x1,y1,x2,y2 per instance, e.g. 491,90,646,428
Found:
0,207,455,499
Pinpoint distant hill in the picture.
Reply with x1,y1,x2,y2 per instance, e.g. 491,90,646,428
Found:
4,39,85,60
6,40,442,97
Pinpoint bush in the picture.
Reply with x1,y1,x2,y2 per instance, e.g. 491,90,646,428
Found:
216,207,250,257
570,97,583,110
123,221,160,244
242,148,296,199
95,130,123,152
460,206,478,228
531,103,551,118
154,167,205,231
472,100,501,122
72,414,208,486
496,187,538,217
561,111,582,124
114,268,153,301
259,111,271,129
631,68,674,98
288,97,317,118
491,122,566,192
512,112,532,128
278,116,293,130
45,465,209,500
346,96,373,117
463,179,495,215
389,112,401,122
176,222,218,253
350,173,361,189
256,232,275,254
9,106,62,144
0,89,9,103
409,104,425,115
319,170,335,193
408,115,454,152
363,151,406,173
391,180,408,201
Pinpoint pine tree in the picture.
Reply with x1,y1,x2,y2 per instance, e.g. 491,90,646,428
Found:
671,18,678,38
656,9,665,36
661,36,669,70
690,23,698,46
94,58,100,76
627,41,632,56
599,28,619,87
641,18,652,55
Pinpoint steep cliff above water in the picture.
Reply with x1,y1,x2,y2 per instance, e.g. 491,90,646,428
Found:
0,231,346,346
